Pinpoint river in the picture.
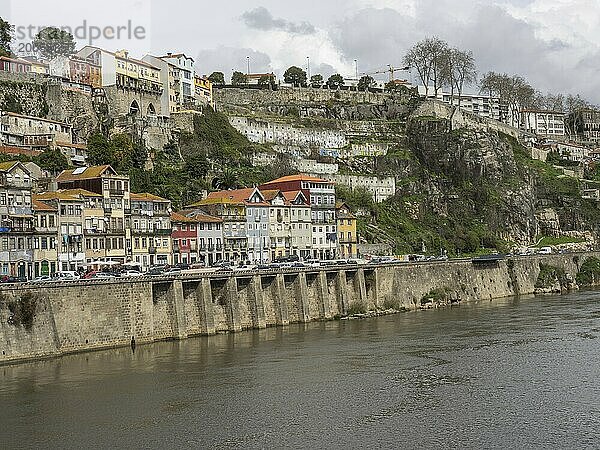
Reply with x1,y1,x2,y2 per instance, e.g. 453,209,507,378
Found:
1,291,600,449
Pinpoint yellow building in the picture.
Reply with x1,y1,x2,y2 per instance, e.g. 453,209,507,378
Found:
336,201,358,258
194,75,213,108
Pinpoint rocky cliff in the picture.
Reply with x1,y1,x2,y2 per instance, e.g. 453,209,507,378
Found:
214,87,600,254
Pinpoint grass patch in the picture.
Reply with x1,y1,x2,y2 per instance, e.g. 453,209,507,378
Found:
535,236,587,247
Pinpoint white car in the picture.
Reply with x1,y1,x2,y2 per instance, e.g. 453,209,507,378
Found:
29,276,52,283
121,270,143,278
53,271,80,281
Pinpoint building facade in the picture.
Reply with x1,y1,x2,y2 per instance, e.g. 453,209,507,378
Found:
336,202,358,258
521,110,565,137
130,193,172,269
0,162,34,278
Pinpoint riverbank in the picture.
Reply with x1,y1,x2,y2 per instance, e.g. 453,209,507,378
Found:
0,252,597,365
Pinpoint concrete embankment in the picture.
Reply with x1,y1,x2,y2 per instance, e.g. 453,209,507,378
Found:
0,252,595,365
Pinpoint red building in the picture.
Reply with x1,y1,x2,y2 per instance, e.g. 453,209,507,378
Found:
171,212,198,265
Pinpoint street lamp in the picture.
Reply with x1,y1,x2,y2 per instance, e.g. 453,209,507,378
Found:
354,59,358,80
307,56,310,80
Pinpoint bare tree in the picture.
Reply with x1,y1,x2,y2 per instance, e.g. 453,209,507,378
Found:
403,37,448,98
440,48,477,106
480,72,536,126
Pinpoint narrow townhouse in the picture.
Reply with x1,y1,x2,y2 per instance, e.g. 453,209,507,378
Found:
130,193,172,270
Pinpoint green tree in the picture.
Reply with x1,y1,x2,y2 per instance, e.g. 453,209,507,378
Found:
357,75,375,91
231,71,247,86
284,66,307,87
0,17,13,57
185,153,210,178
208,71,225,85
310,74,323,88
326,73,345,89
87,133,114,166
258,74,275,88
36,149,69,173
33,27,76,59
213,167,239,190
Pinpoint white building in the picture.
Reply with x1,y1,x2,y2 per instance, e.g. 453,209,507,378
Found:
159,53,195,105
320,174,396,203
229,116,347,150
339,143,389,158
520,110,566,137
419,86,508,123
556,142,590,162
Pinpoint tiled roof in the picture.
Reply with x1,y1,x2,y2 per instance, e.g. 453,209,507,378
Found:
0,146,43,157
203,188,255,204
35,191,82,202
189,213,223,223
4,112,72,127
56,141,88,149
130,192,169,202
282,190,308,204
0,161,19,171
261,174,332,185
56,165,116,181
32,199,56,211
59,188,102,198
171,212,199,223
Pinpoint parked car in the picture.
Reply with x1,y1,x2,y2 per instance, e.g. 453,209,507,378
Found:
29,276,52,283
53,271,80,281
174,263,190,270
91,272,117,279
146,267,165,276
162,267,182,275
1,275,26,283
121,270,143,278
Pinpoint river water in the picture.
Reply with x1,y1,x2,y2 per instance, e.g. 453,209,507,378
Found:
1,291,600,449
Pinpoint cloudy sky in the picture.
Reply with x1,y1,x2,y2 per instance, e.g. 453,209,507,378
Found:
3,0,600,101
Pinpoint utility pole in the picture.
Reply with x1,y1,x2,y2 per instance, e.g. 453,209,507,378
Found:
307,56,310,81
354,59,358,80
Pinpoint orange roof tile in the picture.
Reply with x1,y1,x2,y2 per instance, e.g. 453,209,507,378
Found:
56,165,117,182
0,146,43,157
130,192,169,202
171,212,199,223
32,199,56,211
261,174,333,185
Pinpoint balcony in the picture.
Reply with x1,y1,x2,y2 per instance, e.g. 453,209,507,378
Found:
108,188,125,196
103,207,112,215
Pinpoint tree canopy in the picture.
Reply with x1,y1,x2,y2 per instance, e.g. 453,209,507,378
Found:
403,37,448,97
284,66,307,87
231,71,247,86
310,74,323,88
33,27,76,59
357,75,375,91
326,74,345,90
208,71,225,86
0,17,12,57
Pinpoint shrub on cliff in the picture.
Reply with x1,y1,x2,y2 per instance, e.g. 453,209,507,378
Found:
7,292,38,330
576,257,600,286
535,263,568,289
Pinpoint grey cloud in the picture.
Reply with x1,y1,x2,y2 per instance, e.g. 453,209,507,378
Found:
242,7,315,35
196,46,272,78
329,1,599,102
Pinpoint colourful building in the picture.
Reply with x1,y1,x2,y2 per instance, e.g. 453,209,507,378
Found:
130,193,172,269
171,212,199,265
336,201,358,258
